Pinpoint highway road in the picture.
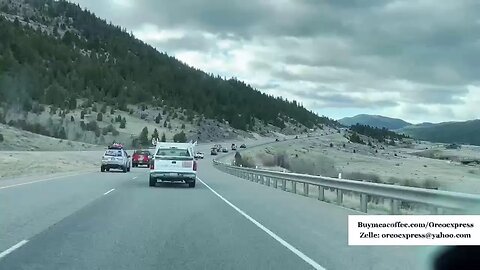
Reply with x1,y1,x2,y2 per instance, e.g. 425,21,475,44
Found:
0,139,429,270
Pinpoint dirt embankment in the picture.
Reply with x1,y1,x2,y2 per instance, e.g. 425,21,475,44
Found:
0,150,103,180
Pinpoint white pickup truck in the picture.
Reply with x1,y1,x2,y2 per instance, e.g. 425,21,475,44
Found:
149,142,197,187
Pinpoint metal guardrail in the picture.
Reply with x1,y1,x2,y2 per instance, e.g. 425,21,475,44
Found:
213,160,480,214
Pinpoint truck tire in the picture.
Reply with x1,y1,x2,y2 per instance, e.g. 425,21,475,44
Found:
127,165,131,172
122,166,127,173
188,180,196,188
101,166,105,172
149,176,156,187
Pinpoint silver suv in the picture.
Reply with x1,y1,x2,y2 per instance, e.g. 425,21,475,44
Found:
101,148,131,173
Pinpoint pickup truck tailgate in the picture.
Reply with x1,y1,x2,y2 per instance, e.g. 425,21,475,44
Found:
154,158,194,172
152,147,195,173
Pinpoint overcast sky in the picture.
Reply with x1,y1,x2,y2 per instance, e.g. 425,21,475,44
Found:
72,0,480,123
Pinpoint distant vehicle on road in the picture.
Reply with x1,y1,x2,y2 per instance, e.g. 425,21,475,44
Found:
194,152,204,159
222,148,228,153
101,148,131,173
295,136,298,139
132,150,152,167
149,142,197,188
240,144,246,148
275,138,280,142
211,148,218,155
231,144,237,150
213,144,222,151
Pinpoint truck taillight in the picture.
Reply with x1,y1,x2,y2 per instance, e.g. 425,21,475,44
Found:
150,162,154,170
193,161,197,171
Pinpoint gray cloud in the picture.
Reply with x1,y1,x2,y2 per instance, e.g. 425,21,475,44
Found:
71,0,480,122
292,89,398,109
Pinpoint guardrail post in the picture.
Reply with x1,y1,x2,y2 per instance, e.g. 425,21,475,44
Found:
360,194,368,213
318,186,325,201
266,177,270,186
390,199,400,214
304,183,309,196
292,181,297,193
273,178,277,188
431,206,439,215
336,189,343,204
282,179,286,191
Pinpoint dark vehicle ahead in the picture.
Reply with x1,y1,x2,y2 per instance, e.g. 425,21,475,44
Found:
132,150,152,167
222,148,228,153
211,149,218,155
231,144,237,150
240,144,246,148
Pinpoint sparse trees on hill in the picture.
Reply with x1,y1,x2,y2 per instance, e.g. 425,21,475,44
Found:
349,132,364,144
0,0,337,132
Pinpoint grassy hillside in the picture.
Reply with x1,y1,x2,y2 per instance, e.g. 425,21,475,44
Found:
0,0,334,133
401,120,480,146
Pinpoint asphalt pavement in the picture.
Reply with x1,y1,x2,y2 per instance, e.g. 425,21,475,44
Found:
0,139,430,270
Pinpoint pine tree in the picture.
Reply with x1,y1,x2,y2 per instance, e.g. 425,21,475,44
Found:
173,131,186,143
120,117,126,129
151,128,159,141
97,112,103,121
161,133,166,142
139,127,149,145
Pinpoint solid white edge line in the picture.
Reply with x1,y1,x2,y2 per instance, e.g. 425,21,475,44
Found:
103,188,115,195
197,177,326,270
0,172,90,190
0,240,28,259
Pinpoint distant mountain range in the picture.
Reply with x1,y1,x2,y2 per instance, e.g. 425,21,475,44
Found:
399,120,480,146
338,114,411,130
339,114,480,146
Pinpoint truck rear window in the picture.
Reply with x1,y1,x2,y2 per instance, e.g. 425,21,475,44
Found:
156,148,191,157
134,150,151,155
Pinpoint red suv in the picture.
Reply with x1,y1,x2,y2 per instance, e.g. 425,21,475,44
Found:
132,150,152,167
